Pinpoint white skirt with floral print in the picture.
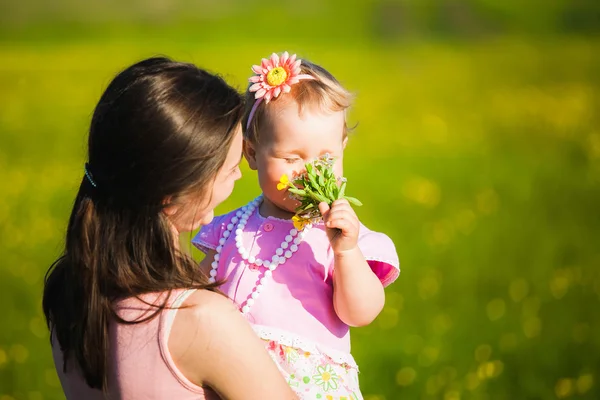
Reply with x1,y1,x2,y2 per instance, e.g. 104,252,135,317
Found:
262,337,363,400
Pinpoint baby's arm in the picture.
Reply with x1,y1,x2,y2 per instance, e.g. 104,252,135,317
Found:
332,247,385,327
192,214,227,280
199,250,217,276
319,201,385,327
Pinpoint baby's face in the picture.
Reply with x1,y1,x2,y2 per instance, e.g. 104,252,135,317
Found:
248,98,346,216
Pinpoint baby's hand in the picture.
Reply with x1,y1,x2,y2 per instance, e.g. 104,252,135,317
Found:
318,199,359,254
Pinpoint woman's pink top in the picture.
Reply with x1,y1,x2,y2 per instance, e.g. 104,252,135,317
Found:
193,207,399,367
51,289,219,400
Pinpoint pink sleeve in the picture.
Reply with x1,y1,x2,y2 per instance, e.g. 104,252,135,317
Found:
358,227,400,287
192,214,231,254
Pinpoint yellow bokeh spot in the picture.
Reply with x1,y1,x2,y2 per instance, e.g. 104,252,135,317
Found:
386,292,404,310
509,278,529,303
0,348,7,366
587,132,600,159
29,317,47,339
499,333,518,351
436,367,457,386
28,392,42,400
9,344,29,364
523,317,542,338
426,376,442,395
418,269,442,300
491,360,504,378
475,344,492,363
555,378,574,398
378,307,399,330
45,369,60,388
486,298,506,321
422,113,448,144
576,374,594,394
549,270,571,299
432,313,453,335
455,209,476,235
522,296,541,318
572,323,590,343
403,335,424,355
266,67,288,86
418,346,440,367
465,372,480,391
402,177,440,208
476,361,503,380
476,189,499,214
444,390,461,400
425,220,455,246
395,367,417,386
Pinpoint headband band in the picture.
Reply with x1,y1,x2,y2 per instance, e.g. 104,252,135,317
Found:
246,52,314,130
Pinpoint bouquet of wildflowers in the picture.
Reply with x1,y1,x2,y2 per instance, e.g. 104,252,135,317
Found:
277,154,362,230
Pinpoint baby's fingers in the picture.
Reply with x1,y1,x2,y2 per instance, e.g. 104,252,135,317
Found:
318,202,331,218
326,216,354,234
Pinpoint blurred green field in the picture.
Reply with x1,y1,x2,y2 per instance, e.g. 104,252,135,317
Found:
1,34,599,400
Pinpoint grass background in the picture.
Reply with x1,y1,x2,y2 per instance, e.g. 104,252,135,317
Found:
1,1,599,398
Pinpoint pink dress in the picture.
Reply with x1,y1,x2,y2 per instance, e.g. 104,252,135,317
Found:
52,289,219,400
193,205,399,399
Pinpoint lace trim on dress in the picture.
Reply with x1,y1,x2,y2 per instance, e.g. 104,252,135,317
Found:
251,324,359,370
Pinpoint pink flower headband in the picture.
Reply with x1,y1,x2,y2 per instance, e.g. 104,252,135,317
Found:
246,52,314,130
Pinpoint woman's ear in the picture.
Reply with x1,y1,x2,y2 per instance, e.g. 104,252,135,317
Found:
243,140,258,170
162,196,178,217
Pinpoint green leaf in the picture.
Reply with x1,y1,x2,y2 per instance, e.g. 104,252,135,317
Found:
302,203,315,211
318,174,324,187
338,181,347,199
288,188,307,196
344,196,363,207
324,183,333,201
308,191,329,204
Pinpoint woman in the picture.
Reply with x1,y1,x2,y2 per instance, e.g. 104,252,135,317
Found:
43,57,297,399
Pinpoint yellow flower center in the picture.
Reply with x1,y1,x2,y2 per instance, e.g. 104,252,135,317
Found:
322,372,331,381
266,67,288,86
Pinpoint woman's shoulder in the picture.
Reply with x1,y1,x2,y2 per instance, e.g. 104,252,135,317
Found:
182,289,238,317
168,289,262,385
174,290,246,338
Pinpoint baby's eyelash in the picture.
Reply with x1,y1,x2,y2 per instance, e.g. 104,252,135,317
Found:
284,158,301,163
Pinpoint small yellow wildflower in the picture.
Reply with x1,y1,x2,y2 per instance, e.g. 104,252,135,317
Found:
277,174,290,191
292,215,308,231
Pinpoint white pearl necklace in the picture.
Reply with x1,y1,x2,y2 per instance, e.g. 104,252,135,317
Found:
207,195,312,315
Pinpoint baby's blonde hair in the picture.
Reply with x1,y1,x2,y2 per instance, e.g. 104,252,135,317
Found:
243,58,354,143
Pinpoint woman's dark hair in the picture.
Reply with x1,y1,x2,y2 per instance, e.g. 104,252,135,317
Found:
42,57,243,391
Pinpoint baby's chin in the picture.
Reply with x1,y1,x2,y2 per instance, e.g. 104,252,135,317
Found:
195,210,215,229
263,193,299,218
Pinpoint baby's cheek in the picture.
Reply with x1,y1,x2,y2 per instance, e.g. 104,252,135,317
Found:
334,162,344,179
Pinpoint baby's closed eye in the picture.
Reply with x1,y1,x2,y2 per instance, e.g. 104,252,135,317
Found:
284,157,302,164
